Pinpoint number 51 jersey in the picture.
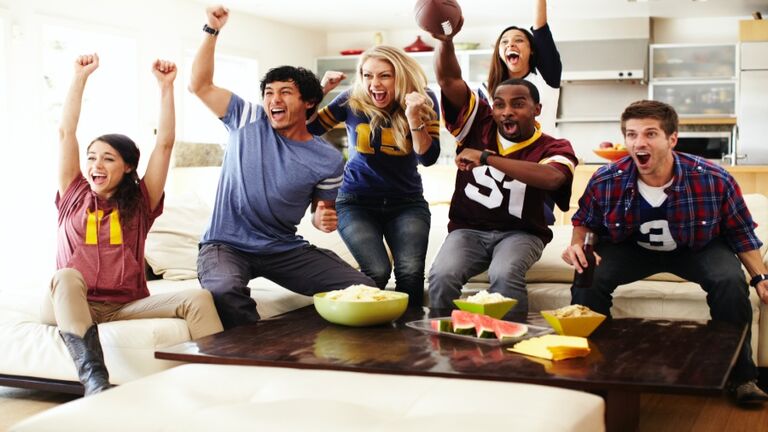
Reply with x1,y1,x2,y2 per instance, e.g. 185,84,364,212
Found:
445,90,578,244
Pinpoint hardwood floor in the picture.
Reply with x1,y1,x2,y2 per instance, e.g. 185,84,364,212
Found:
0,386,78,431
1,386,766,431
639,393,768,432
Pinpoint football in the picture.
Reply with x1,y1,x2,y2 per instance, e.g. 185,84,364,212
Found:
414,0,463,36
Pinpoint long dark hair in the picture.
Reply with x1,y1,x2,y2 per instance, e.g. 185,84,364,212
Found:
487,26,537,98
88,134,141,221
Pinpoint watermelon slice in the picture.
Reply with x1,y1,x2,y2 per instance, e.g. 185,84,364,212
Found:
493,319,528,341
450,310,477,335
430,319,453,333
471,314,497,338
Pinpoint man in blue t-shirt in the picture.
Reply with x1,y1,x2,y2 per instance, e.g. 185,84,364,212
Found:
190,5,374,328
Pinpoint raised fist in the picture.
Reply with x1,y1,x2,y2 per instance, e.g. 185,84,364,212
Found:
75,53,99,77
206,5,230,30
152,59,177,85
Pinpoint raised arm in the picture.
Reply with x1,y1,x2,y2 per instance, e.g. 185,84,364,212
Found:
188,5,232,118
404,92,434,156
320,71,347,96
432,17,469,111
533,0,547,30
143,60,177,212
58,54,99,197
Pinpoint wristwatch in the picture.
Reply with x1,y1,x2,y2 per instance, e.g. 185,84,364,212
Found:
203,24,220,36
480,150,491,165
750,274,768,288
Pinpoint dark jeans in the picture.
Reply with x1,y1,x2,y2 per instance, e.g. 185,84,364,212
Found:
571,238,757,383
336,192,431,308
198,242,375,329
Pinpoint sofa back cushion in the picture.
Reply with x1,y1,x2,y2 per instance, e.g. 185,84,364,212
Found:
145,193,359,281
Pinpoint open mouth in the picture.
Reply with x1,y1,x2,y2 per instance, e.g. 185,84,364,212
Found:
635,151,651,165
91,173,107,185
270,107,286,122
501,120,519,136
370,90,387,104
505,51,520,64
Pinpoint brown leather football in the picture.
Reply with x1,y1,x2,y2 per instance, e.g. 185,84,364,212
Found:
414,0,463,36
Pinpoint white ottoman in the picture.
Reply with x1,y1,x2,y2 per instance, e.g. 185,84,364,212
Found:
11,364,605,432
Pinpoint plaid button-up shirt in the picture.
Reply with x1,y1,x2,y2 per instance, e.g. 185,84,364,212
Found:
572,152,762,253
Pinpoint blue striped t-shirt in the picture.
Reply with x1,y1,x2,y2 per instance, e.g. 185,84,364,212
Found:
201,93,344,254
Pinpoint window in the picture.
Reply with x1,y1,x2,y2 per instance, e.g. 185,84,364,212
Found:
41,23,138,145
0,16,6,141
181,50,258,144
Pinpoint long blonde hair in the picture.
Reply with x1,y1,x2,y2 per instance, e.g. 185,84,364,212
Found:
348,45,437,153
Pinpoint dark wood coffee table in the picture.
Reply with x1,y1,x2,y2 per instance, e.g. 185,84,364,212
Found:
156,306,746,432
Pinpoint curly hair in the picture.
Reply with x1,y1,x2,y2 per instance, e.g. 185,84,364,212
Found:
88,134,142,222
487,26,537,99
260,66,324,119
348,45,437,153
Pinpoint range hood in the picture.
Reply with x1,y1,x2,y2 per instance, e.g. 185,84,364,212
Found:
558,39,648,82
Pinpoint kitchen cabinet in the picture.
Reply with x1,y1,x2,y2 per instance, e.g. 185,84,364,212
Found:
737,42,768,165
649,44,738,117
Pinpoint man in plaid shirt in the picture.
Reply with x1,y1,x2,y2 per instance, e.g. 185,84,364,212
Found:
562,100,768,406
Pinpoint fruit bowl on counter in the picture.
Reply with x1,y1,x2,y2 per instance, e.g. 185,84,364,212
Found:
593,141,629,161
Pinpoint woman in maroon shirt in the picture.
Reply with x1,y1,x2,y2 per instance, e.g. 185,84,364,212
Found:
41,53,223,396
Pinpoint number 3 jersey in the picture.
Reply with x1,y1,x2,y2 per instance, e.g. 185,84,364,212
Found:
444,88,577,244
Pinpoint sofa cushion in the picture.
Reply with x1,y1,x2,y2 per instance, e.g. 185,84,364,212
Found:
144,195,210,281
145,195,359,282
11,364,605,432
0,289,185,384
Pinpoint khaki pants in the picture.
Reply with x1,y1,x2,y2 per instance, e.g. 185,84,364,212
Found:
41,268,224,339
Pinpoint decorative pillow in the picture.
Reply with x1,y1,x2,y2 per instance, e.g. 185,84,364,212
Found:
145,197,211,281
419,164,456,205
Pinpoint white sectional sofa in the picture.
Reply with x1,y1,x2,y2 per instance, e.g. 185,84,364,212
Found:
10,364,606,432
0,165,766,393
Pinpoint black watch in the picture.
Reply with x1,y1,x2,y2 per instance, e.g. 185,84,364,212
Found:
480,150,491,165
203,24,220,36
750,274,768,288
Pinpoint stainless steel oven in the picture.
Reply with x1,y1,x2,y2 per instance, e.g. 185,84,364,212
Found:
676,131,732,161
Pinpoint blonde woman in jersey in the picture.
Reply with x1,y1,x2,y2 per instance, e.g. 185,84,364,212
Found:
309,45,441,308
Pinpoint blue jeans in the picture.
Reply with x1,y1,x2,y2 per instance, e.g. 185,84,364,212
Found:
336,192,431,308
571,238,757,384
428,228,545,320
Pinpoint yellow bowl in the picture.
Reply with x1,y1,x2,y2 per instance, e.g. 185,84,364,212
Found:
453,299,518,319
313,292,408,327
540,310,606,337
593,148,629,161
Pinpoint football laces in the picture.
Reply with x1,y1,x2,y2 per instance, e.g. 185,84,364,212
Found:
441,20,453,36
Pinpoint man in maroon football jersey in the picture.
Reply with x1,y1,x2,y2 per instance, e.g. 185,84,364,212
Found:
428,21,577,320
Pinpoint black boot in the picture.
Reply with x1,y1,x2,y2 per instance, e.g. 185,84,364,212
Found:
60,325,114,396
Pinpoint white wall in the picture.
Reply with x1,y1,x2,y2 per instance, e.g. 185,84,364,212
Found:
0,0,325,290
